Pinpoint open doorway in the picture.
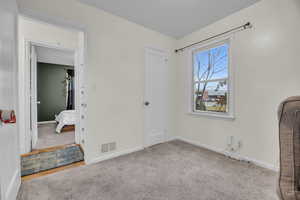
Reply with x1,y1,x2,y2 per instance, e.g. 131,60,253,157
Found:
33,46,76,150
18,17,87,178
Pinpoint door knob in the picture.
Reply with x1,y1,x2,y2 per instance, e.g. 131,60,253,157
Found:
37,101,41,104
144,101,150,106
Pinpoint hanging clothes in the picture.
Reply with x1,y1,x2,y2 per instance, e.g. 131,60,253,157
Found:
66,69,75,110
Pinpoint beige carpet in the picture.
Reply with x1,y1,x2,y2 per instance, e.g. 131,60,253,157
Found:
35,123,75,149
18,140,278,200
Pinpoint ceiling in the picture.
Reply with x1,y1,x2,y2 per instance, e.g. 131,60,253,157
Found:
36,46,74,66
79,0,259,38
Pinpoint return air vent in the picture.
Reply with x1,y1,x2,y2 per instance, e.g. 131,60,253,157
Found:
101,142,116,153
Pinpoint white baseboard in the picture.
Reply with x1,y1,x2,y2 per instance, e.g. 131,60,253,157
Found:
5,170,21,200
175,136,279,172
86,137,278,172
165,136,176,142
86,135,176,165
86,146,144,165
37,121,56,125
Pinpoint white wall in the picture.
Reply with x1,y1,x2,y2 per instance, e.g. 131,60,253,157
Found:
17,0,298,171
18,17,79,153
175,0,300,170
36,46,75,66
17,0,177,163
0,0,21,200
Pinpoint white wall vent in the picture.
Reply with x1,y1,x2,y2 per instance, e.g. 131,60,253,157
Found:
101,142,116,153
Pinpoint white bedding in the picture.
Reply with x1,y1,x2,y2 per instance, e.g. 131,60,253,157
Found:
55,110,76,133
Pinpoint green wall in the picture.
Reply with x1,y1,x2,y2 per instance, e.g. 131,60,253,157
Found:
37,62,74,122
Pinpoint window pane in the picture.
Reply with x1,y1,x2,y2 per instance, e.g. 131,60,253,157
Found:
193,43,229,82
194,80,228,113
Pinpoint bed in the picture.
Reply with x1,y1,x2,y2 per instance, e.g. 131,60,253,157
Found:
55,110,77,133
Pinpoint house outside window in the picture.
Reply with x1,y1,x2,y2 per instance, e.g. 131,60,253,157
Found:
190,39,234,118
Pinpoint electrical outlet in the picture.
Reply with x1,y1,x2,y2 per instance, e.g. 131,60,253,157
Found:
227,136,234,146
238,140,243,149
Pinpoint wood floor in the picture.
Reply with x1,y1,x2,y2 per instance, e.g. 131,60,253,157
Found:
21,144,81,157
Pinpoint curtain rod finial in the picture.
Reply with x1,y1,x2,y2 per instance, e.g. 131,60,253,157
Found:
244,22,252,29
175,49,183,53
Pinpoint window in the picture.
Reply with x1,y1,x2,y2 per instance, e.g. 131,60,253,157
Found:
191,40,233,118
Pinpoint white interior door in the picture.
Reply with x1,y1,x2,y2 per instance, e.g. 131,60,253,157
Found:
144,48,168,147
30,45,38,149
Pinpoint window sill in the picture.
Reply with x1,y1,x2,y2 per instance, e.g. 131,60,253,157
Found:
187,111,235,120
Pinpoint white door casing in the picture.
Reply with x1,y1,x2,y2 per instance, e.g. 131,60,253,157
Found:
74,31,87,147
22,35,86,153
30,45,38,149
144,48,168,147
74,47,86,146
74,50,80,145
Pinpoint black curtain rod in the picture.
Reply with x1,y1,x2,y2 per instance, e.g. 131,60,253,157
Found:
174,22,252,53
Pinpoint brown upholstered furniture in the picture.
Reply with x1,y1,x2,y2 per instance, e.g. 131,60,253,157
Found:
278,96,300,199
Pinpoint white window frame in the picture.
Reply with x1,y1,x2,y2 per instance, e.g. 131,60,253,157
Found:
187,37,234,119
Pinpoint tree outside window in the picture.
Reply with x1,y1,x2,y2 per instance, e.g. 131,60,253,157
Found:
193,42,229,114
